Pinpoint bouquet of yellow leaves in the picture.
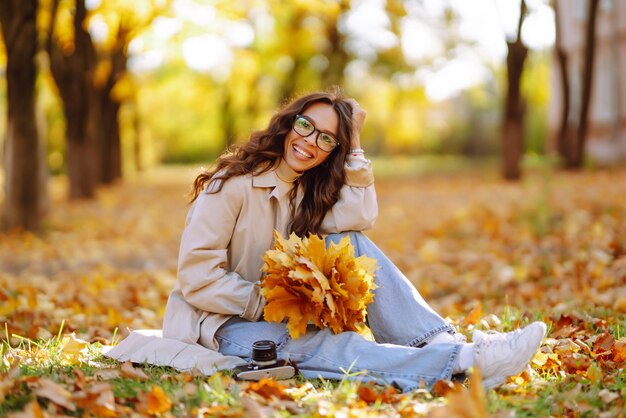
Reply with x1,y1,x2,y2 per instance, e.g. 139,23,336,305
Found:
260,231,378,339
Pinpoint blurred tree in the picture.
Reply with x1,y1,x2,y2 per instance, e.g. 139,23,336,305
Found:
258,1,324,102
553,0,573,163
0,0,45,230
44,0,167,198
553,0,599,168
320,0,349,88
275,4,307,102
221,49,260,147
255,0,357,102
567,0,598,168
85,0,168,183
374,0,408,76
571,0,599,169
131,0,418,160
45,0,98,199
502,0,528,180
520,51,550,155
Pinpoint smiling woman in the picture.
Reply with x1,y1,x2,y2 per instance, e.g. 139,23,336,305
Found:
187,91,360,237
105,89,546,392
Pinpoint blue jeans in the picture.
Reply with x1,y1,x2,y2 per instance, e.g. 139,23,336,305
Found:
213,232,461,391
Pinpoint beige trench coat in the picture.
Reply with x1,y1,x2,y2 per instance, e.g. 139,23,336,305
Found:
105,156,377,373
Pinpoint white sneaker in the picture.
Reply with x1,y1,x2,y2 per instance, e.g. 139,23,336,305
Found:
473,321,547,389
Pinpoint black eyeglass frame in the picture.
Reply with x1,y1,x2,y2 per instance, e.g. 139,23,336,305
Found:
292,115,339,152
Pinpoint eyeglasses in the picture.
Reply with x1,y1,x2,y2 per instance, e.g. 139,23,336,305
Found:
292,115,339,152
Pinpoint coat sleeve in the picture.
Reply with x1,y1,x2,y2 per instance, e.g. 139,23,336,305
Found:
176,177,265,321
320,155,378,234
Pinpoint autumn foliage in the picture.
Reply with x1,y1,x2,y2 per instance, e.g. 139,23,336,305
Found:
261,232,378,338
1,166,626,417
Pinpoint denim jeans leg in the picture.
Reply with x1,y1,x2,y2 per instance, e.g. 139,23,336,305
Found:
215,318,461,392
325,232,455,347
285,326,461,392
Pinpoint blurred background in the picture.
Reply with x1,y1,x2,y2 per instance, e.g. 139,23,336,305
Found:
1,0,625,231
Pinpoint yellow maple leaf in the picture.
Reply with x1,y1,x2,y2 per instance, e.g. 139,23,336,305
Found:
58,333,89,364
137,386,172,416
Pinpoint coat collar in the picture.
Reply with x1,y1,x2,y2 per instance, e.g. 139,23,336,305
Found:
252,159,301,199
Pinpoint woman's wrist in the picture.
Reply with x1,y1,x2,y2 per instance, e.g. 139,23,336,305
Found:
349,135,363,156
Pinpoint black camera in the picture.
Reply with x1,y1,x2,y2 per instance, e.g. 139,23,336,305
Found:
234,340,296,381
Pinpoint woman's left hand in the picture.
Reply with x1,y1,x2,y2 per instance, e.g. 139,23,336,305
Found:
346,98,366,149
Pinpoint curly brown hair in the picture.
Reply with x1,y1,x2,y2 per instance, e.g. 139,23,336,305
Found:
190,91,354,236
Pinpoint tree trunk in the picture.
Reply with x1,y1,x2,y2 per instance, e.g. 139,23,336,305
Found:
502,0,528,180
567,0,599,168
47,0,98,198
132,102,143,172
99,90,123,183
279,9,305,102
97,45,126,184
608,0,623,145
0,0,44,231
322,0,350,88
221,92,236,149
554,53,578,162
553,0,574,161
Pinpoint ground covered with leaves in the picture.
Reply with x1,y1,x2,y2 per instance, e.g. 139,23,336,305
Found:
1,162,625,417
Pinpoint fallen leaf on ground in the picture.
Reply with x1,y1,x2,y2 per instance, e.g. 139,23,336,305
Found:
245,378,290,400
612,338,626,363
427,370,486,418
6,400,44,418
137,385,172,416
74,383,118,417
33,378,76,411
58,333,89,363
240,395,274,418
120,360,149,380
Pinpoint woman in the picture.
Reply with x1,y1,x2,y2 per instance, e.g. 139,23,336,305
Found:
107,91,546,391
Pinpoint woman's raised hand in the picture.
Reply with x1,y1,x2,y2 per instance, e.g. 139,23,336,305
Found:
346,98,366,150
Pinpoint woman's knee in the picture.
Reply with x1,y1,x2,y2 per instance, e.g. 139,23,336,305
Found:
325,231,363,246
325,231,349,246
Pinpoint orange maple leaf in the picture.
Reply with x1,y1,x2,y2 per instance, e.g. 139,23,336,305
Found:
261,232,378,339
429,369,487,418
245,378,290,400
74,383,118,417
613,338,626,363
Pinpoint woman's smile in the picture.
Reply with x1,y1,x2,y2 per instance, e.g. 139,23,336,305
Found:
292,143,314,159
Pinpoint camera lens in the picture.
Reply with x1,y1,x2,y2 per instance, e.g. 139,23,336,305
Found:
252,340,277,365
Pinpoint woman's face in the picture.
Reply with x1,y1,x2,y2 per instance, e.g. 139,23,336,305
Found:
283,102,339,173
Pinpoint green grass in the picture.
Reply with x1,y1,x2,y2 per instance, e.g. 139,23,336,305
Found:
2,309,624,418
487,373,626,417
0,352,623,417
